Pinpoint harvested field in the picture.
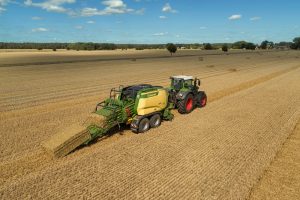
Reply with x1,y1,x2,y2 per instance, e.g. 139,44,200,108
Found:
249,121,300,200
0,50,299,199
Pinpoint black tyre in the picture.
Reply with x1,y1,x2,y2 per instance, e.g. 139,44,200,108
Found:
138,118,150,133
198,92,207,108
149,114,161,128
178,93,194,114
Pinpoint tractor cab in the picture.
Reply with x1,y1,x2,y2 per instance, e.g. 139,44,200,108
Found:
170,75,200,91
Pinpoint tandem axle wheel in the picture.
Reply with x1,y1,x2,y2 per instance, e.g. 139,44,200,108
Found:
130,114,162,133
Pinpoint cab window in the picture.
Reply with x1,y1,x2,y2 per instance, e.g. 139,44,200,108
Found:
172,79,182,90
184,80,193,87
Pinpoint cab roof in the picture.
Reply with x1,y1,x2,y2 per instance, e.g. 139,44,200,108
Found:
170,75,193,80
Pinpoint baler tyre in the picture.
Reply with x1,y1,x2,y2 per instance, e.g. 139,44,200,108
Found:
138,118,150,133
178,93,194,114
150,114,161,128
199,92,207,108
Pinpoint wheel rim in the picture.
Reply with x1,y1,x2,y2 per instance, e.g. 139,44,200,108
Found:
140,120,149,132
186,98,193,111
201,97,207,106
154,118,160,126
143,123,149,131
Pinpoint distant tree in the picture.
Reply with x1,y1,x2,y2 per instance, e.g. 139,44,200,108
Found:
293,37,300,44
232,41,256,50
290,43,299,50
191,43,201,49
204,43,213,50
222,44,228,52
245,42,256,50
166,43,177,55
52,48,57,51
232,41,248,49
37,48,43,50
291,37,300,49
260,40,274,49
260,41,267,49
99,43,117,50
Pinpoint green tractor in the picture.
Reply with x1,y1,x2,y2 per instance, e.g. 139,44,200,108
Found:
42,76,207,158
168,75,207,114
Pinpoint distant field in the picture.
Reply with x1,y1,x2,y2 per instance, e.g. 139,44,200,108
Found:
0,48,274,66
0,50,299,199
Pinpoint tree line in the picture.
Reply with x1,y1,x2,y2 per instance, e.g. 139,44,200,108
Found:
0,37,299,51
0,42,166,50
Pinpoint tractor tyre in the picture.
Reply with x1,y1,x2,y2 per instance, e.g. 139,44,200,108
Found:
149,114,161,128
138,118,150,133
178,93,194,114
198,92,207,108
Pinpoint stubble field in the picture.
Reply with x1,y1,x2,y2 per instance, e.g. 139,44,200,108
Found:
0,49,299,199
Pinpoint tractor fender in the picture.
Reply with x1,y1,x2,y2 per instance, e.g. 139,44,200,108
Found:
176,91,191,100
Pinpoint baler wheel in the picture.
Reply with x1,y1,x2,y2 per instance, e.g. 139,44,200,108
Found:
150,114,161,128
138,118,150,133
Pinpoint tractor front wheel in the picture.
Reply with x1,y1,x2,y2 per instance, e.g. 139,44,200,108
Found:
138,118,150,133
178,93,194,114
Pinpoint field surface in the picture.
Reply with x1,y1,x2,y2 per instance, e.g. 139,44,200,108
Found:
250,121,300,200
0,50,299,199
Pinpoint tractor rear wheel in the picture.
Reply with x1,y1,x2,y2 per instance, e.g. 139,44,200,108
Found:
178,93,194,114
150,114,161,128
198,92,207,108
138,118,150,133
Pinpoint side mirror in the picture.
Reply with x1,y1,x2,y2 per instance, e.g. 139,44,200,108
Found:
194,78,201,86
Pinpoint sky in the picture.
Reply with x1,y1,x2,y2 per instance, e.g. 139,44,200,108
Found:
0,0,299,44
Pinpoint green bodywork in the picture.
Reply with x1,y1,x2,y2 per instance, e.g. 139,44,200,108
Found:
163,103,174,120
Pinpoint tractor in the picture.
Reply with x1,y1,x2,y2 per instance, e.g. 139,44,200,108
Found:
42,75,207,158
168,75,207,114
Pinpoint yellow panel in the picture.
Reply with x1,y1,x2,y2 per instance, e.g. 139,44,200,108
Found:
137,89,168,116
